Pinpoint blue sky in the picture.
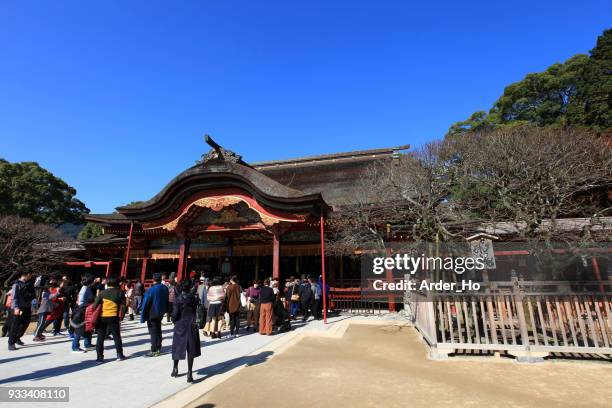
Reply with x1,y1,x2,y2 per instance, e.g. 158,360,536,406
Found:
1,1,610,213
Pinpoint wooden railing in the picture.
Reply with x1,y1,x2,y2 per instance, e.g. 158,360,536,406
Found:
408,279,612,361
329,287,388,315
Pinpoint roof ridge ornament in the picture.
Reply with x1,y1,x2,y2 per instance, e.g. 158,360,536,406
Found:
198,134,245,165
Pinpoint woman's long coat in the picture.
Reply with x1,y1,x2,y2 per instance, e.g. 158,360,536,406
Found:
172,293,202,361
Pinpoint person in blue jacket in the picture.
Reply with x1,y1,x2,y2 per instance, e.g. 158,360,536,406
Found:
141,273,169,357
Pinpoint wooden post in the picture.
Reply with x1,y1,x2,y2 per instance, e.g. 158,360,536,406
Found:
140,242,149,283
592,256,604,293
272,227,280,280
140,258,148,283
177,238,191,282
105,261,111,278
513,278,530,348
385,247,396,312
320,215,328,324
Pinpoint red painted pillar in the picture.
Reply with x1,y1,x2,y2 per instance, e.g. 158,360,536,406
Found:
592,256,604,293
140,243,149,283
140,258,148,283
105,262,111,278
385,247,396,312
272,228,280,280
320,215,328,324
121,222,134,277
177,238,191,282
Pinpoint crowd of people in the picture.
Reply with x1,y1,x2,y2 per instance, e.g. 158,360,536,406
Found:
1,269,329,383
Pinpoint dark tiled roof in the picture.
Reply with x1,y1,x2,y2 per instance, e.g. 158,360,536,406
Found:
79,234,128,245
86,144,409,224
118,160,311,213
256,145,409,206
252,145,409,169
85,213,129,224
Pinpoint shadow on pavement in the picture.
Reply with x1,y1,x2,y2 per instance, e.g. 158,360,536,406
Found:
194,351,274,383
0,359,99,384
0,352,51,365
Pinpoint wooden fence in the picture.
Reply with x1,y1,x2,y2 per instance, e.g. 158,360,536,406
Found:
329,287,388,315
408,279,612,361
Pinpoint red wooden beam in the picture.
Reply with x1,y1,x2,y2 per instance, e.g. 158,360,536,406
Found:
63,261,112,278
121,222,134,277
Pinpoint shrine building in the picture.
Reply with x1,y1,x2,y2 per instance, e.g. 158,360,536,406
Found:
74,136,409,287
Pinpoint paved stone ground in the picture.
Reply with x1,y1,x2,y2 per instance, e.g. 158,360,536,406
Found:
0,314,360,408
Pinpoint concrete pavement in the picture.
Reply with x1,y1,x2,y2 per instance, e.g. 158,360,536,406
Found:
0,314,373,408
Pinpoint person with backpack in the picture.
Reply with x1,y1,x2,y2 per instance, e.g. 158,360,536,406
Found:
93,276,126,363
299,278,313,322
141,273,169,357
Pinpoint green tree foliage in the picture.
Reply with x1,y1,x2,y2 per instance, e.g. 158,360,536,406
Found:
0,159,89,224
447,29,611,136
574,29,612,131
77,222,104,240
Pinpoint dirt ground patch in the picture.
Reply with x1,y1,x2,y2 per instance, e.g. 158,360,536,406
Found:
187,324,612,408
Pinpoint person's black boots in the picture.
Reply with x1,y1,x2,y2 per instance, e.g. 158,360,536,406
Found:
8,344,17,351
171,360,179,377
187,357,194,382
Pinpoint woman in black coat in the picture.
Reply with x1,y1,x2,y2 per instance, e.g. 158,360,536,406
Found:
171,280,201,383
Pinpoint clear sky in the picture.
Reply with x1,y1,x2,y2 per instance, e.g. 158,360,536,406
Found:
1,1,610,214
